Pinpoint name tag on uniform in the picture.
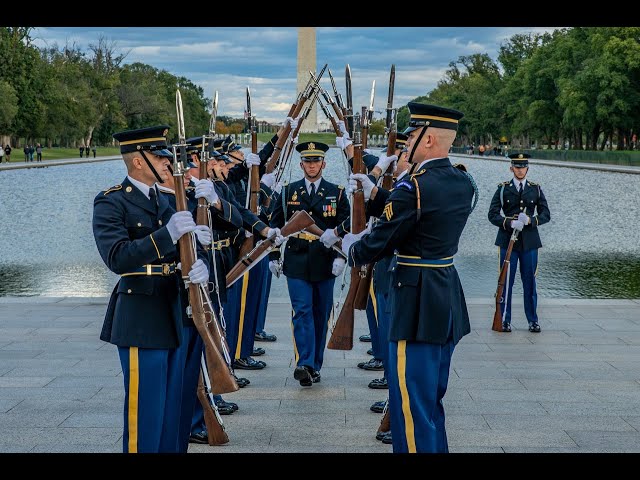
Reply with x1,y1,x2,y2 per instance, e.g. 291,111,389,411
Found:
287,201,300,205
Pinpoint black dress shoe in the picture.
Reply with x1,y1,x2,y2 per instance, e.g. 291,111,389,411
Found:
381,432,393,444
358,358,383,370
189,430,208,444
369,377,388,389
215,404,234,415
216,399,238,411
294,366,313,387
376,430,390,441
529,322,541,333
367,348,374,356
254,331,277,342
359,334,372,342
502,323,512,332
233,357,266,370
370,400,387,413
252,347,266,356
311,370,321,383
362,359,384,371
234,374,250,387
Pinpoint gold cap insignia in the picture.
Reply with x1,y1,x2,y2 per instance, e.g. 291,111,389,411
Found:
162,129,169,136
518,154,523,159
308,142,315,150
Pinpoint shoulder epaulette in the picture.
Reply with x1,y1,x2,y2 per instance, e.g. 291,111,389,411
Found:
528,181,538,186
338,185,344,189
410,168,427,178
498,181,510,186
453,163,468,172
103,185,122,195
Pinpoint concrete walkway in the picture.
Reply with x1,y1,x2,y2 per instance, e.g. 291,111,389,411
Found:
1,296,640,453
0,156,120,171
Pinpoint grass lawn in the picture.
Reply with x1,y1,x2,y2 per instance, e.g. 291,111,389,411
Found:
2,147,121,162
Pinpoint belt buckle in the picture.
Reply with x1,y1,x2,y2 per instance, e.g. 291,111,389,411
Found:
223,238,230,247
162,263,170,275
146,264,152,275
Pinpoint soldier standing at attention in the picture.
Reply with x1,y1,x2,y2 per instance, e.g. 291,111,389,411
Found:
342,103,475,453
92,125,210,453
488,153,550,332
269,142,350,387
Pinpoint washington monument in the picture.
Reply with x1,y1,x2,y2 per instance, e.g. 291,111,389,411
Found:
297,27,318,133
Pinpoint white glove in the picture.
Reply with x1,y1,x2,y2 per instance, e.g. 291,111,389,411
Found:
166,211,196,243
336,136,353,150
273,181,283,194
332,257,346,276
291,135,299,144
341,230,368,256
319,228,340,249
267,227,284,247
375,153,397,173
517,212,530,225
283,116,299,132
193,178,219,204
510,220,524,232
245,230,253,238
245,152,261,167
194,225,212,246
261,172,276,189
269,260,282,278
349,173,375,201
188,259,209,284
337,120,350,138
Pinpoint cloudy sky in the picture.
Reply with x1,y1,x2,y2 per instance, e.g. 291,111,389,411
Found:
31,27,558,124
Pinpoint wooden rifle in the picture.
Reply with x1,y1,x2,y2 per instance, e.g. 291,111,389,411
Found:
174,89,238,396
382,65,397,191
352,81,376,311
327,112,367,351
225,210,316,287
492,216,520,331
196,353,229,445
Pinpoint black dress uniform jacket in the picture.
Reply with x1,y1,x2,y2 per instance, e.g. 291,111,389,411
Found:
269,178,350,282
93,177,206,349
488,179,550,251
349,158,474,345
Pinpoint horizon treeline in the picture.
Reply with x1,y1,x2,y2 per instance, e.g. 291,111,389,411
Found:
2,27,640,150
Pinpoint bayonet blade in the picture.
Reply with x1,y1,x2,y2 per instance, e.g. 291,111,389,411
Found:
369,79,376,114
246,87,252,121
176,89,186,144
386,64,395,128
209,90,218,137
328,68,344,109
345,64,353,111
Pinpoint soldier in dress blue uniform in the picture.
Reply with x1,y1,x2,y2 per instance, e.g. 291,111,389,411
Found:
269,141,351,386
92,125,210,453
488,153,550,332
342,103,475,453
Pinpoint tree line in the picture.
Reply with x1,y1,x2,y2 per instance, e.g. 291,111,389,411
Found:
2,27,640,151
396,27,640,151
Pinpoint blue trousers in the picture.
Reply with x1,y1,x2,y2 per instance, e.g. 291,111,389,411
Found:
498,248,539,325
387,338,455,453
176,326,203,453
117,345,184,453
235,257,268,359
287,276,335,371
375,291,391,378
224,277,243,361
255,267,273,334
366,285,382,361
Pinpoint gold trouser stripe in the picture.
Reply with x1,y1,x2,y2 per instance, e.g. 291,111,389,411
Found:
235,273,250,359
369,281,378,326
397,340,416,453
291,309,299,363
149,233,161,259
128,347,139,453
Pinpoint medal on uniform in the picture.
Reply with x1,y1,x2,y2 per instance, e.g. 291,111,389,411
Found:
323,205,328,217
292,191,298,202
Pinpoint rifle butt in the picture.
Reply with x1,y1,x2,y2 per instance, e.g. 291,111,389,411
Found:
377,409,391,434
353,264,373,310
492,303,504,332
196,376,229,446
327,271,358,350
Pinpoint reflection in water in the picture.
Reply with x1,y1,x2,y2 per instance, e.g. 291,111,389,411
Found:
0,153,639,298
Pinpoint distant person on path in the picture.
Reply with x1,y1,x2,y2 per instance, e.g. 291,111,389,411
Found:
92,145,97,158
24,145,29,162
80,146,84,158
4,144,11,162
0,146,4,163
488,153,551,333
36,144,42,162
478,144,485,156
